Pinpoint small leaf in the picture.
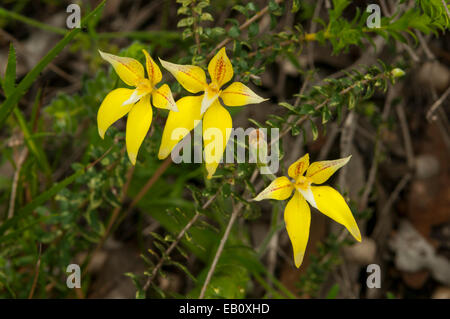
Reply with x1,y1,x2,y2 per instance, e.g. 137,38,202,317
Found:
310,120,318,140
278,102,296,113
292,0,300,13
228,25,240,38
200,13,214,21
3,43,16,96
326,284,340,299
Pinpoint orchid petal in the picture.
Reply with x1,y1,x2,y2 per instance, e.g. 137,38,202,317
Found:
306,155,352,184
142,49,162,86
253,176,294,201
99,50,144,87
125,94,152,165
284,191,311,268
97,88,135,139
159,58,207,93
208,48,233,88
152,84,178,111
310,186,362,242
158,95,203,159
288,153,310,180
202,101,232,179
220,82,267,106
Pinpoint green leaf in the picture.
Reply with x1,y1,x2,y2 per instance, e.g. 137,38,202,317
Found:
13,108,51,175
326,283,340,299
0,0,107,127
292,0,301,13
3,44,16,95
228,25,240,38
200,13,214,22
248,22,259,37
310,120,319,140
0,168,85,236
278,102,297,113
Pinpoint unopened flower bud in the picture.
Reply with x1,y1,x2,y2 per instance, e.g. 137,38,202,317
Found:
249,129,268,165
391,68,405,78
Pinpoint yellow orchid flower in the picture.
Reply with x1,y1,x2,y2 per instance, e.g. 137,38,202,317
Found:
158,48,267,178
97,49,177,165
253,153,362,268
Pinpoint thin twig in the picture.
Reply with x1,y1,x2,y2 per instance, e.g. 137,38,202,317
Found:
372,173,412,239
426,85,450,121
8,148,28,219
28,243,42,299
442,0,450,19
338,111,357,190
395,102,415,168
275,73,386,143
191,1,202,55
143,192,219,292
306,0,323,67
117,157,172,228
199,200,243,298
198,170,259,298
359,85,397,210
416,31,436,60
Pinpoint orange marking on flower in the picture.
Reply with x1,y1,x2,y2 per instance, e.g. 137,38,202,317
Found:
154,89,169,101
295,162,304,177
214,58,225,85
180,70,206,87
269,184,291,192
307,163,333,177
111,56,140,78
222,91,250,97
147,62,154,81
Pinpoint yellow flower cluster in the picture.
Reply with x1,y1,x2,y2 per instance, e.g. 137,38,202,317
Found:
97,48,361,268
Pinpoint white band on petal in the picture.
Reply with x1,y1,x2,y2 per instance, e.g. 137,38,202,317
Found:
297,186,317,209
200,88,219,115
122,89,145,106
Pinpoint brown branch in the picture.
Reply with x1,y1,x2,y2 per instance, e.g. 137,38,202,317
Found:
395,101,415,168
8,148,28,219
28,243,42,299
191,1,202,55
199,201,243,298
372,173,412,239
426,85,450,121
275,73,386,144
117,156,173,228
198,170,259,298
207,0,284,59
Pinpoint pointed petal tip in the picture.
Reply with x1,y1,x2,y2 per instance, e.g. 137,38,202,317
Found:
158,148,169,160
98,128,105,139
352,227,362,242
128,152,137,165
294,252,304,268
158,57,168,67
